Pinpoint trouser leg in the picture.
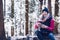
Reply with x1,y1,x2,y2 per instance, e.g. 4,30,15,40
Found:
35,30,44,40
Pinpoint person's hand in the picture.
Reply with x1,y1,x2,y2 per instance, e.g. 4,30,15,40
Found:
36,22,41,26
41,26,48,29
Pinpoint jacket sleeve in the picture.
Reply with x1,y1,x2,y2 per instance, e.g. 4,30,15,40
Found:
47,19,55,31
34,24,38,29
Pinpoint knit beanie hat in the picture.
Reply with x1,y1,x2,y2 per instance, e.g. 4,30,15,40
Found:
42,7,49,13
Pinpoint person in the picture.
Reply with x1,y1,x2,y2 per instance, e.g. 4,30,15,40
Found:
34,7,50,30
34,7,55,40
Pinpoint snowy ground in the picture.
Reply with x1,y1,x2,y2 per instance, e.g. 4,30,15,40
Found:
7,34,60,40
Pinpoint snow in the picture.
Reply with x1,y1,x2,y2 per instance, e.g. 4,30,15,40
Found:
2,0,60,39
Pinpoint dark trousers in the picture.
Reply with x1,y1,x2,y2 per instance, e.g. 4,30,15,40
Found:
35,30,55,40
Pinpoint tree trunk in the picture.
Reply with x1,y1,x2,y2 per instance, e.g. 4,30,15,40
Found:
11,0,14,36
44,0,46,5
0,0,7,40
55,0,59,16
48,0,52,13
39,0,43,14
4,0,6,17
25,0,29,35
11,0,14,18
54,0,59,34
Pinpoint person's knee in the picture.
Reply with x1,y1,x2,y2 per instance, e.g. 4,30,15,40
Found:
48,33,55,40
49,33,54,37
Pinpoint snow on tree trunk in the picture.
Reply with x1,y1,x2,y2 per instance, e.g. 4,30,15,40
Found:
0,0,7,40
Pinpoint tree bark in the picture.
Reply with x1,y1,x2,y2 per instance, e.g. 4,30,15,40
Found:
54,0,59,34
44,0,46,5
11,0,14,18
48,0,52,13
39,0,43,14
0,0,7,40
11,0,14,36
55,0,59,16
4,0,6,16
25,0,29,35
